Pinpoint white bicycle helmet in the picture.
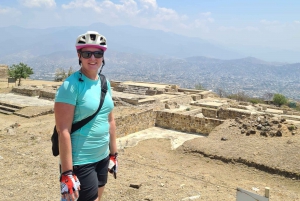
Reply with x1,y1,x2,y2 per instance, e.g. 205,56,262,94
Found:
76,31,107,51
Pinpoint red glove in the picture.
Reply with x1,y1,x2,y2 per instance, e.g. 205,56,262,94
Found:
108,153,118,179
60,170,80,196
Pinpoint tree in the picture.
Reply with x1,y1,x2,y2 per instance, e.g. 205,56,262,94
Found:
67,66,74,77
55,67,74,82
263,92,274,101
55,68,66,82
215,88,227,98
8,63,34,86
249,98,263,104
226,91,249,102
273,93,288,106
194,83,206,90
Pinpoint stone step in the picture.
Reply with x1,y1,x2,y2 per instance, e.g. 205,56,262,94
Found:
123,90,146,95
0,109,13,115
0,105,19,112
0,101,24,109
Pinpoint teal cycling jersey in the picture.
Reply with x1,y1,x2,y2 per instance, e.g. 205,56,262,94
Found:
55,71,114,165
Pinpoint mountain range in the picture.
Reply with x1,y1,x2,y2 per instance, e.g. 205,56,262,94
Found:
0,22,244,61
0,23,299,100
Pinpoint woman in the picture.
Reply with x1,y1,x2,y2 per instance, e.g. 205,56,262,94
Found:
54,31,117,201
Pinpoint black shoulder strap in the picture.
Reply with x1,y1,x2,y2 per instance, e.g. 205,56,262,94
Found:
70,74,107,133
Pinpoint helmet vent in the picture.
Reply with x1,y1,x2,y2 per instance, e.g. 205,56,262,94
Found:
82,36,86,39
78,40,85,44
100,42,106,45
90,34,96,41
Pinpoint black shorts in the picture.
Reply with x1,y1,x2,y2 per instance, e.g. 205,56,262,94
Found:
72,156,110,201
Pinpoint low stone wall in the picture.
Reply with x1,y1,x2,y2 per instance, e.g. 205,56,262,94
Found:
178,88,203,94
145,89,157,96
110,80,122,88
202,108,218,118
191,94,202,101
12,86,41,96
114,86,125,92
115,109,156,137
239,101,250,106
155,111,224,135
167,95,193,106
230,105,248,110
39,89,56,99
120,98,139,105
199,91,216,99
218,108,252,119
12,85,57,99
293,112,300,116
181,108,202,116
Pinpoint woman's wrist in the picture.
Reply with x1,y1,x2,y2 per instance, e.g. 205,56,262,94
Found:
109,152,118,156
61,170,73,175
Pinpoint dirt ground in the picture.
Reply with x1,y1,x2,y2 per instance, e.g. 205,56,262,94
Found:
0,80,300,201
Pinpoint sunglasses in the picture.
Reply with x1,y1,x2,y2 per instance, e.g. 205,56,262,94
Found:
80,51,104,59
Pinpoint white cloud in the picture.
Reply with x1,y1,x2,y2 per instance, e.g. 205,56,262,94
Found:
62,0,139,16
20,0,56,8
0,6,21,16
245,26,258,31
294,21,300,24
201,12,211,17
139,0,157,9
0,7,22,27
219,26,239,31
140,0,158,9
0,7,10,14
61,0,195,32
155,7,180,21
260,19,279,25
62,0,99,9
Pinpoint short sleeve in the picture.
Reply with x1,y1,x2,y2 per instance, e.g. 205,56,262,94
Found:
55,79,78,105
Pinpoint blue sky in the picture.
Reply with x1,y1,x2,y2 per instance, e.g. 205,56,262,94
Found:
0,0,300,59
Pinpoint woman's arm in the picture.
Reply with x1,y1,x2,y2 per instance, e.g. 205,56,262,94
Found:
108,112,117,155
54,102,75,172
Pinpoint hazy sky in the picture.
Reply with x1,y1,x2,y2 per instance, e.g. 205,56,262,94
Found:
1,0,299,53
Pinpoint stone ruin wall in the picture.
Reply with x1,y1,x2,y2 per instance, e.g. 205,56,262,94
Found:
155,111,224,135
202,108,218,118
115,109,156,137
39,89,56,99
32,105,225,137
165,95,193,106
125,99,255,136
0,64,8,79
218,108,252,120
12,86,41,96
12,85,57,99
11,84,288,137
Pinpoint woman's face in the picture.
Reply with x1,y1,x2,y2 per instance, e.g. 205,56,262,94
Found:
78,47,104,72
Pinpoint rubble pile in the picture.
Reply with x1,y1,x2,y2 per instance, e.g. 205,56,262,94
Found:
232,114,298,137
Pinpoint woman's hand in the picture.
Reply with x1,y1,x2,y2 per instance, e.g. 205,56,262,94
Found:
60,170,81,201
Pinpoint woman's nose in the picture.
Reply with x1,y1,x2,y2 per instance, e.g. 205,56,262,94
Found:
90,54,96,59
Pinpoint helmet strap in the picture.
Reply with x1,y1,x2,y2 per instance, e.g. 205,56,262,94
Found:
99,59,105,74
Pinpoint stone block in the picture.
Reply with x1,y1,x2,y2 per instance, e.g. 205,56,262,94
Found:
145,90,157,96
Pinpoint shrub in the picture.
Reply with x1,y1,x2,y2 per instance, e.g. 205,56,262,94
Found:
273,93,288,107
